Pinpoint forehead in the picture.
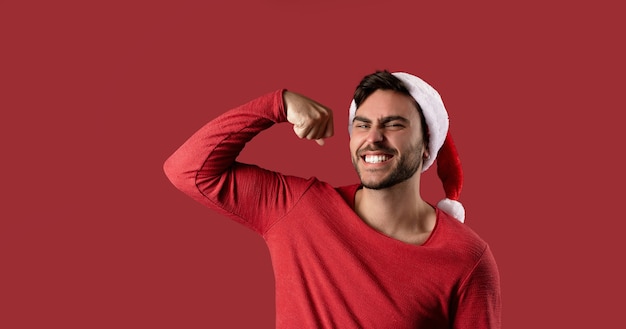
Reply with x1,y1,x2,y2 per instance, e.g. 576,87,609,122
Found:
355,89,420,119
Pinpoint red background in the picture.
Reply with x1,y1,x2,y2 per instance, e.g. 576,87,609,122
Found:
2,0,624,328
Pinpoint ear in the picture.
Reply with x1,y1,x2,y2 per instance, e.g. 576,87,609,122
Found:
423,150,430,159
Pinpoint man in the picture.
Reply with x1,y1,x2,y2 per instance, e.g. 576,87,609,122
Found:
164,71,501,328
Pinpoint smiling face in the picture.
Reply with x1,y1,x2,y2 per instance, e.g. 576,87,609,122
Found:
350,89,429,190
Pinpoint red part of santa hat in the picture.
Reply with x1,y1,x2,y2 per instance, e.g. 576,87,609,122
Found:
436,131,465,222
348,72,466,222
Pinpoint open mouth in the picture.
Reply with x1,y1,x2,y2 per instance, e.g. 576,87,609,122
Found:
362,154,393,164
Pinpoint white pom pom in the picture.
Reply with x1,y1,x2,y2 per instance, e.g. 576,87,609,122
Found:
437,198,465,223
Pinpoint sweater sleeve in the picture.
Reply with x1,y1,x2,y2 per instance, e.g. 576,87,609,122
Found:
163,89,314,234
452,245,502,329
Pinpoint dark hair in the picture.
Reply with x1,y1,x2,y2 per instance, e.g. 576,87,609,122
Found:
353,70,429,146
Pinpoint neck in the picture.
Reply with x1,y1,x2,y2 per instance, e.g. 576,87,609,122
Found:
355,176,436,245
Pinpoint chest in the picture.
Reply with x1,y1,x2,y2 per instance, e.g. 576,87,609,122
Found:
265,205,461,328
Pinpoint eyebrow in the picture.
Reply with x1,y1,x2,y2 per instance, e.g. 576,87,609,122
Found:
352,115,410,124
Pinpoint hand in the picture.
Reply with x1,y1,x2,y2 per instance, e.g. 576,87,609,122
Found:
283,91,334,146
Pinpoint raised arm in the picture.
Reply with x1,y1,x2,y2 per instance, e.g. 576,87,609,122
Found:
163,89,333,233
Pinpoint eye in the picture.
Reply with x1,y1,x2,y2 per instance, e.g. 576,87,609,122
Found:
384,122,405,129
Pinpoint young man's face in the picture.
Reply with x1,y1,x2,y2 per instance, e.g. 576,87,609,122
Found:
349,89,428,190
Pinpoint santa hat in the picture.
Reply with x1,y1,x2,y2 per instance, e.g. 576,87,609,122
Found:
348,72,465,222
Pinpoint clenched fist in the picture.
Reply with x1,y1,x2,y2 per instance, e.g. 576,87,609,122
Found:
283,91,334,146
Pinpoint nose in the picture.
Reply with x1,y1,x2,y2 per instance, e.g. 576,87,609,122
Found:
366,127,384,143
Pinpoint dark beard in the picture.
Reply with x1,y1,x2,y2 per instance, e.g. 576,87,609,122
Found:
353,142,423,190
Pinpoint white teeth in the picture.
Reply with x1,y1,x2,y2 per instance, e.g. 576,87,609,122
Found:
364,155,390,163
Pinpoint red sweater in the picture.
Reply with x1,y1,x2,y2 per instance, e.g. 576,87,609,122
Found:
164,90,501,328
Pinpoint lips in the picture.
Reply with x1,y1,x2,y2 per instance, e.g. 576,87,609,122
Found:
363,154,391,163
359,148,395,164
358,146,396,165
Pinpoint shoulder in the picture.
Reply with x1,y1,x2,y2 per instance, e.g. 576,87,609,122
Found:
334,184,361,208
295,181,360,202
436,210,487,243
276,182,361,221
277,178,359,208
427,209,491,265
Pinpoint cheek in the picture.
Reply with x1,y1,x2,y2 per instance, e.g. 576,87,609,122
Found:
349,136,367,158
349,138,358,155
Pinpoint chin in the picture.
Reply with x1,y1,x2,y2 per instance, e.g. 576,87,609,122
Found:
360,175,403,190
